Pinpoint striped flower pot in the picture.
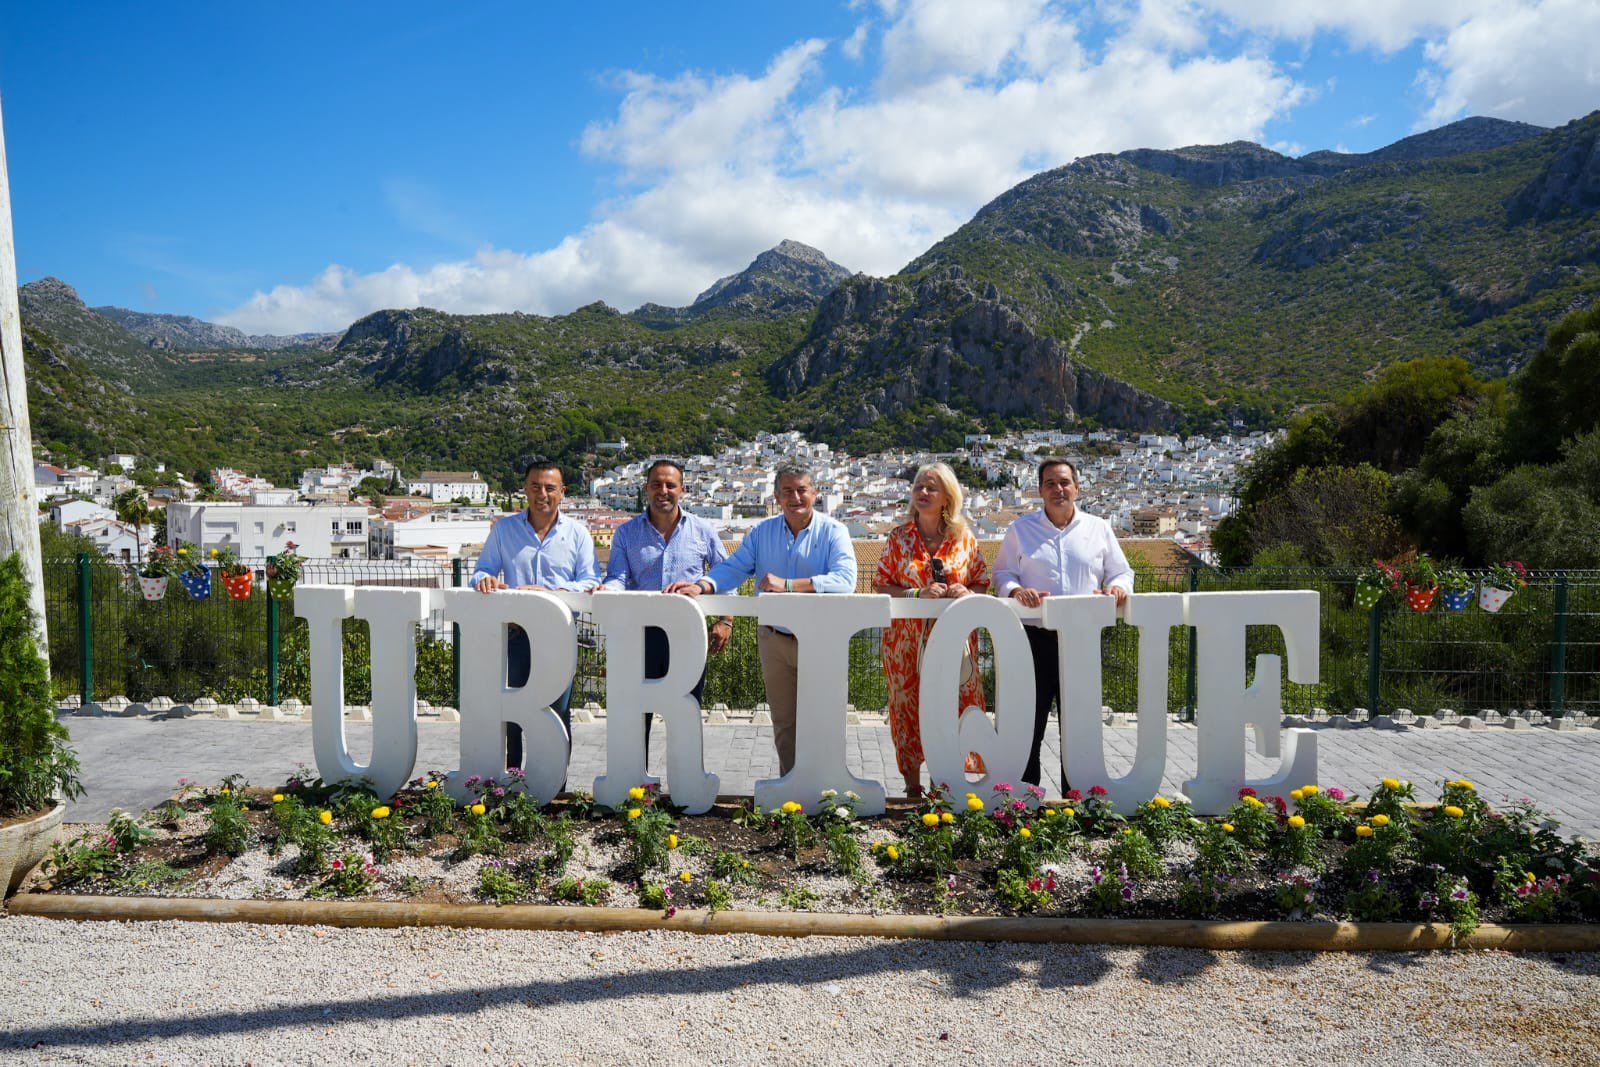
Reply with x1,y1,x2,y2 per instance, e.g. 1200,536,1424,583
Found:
221,572,255,601
1479,584,1514,613
1441,588,1472,613
1404,583,1437,613
137,576,169,601
178,568,212,601
1353,582,1386,611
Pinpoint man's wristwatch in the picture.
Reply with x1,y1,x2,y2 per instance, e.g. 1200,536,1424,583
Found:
697,579,713,594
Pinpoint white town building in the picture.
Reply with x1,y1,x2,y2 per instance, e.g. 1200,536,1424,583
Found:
166,497,372,559
407,471,489,504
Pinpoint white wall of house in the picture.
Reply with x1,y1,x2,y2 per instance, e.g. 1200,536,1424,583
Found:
166,501,372,558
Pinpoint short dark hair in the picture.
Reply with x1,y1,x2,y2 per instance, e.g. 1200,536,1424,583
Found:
644,458,685,483
523,457,565,483
1036,457,1078,485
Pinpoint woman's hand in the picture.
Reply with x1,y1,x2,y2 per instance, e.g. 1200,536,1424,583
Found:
924,582,949,599
945,582,970,598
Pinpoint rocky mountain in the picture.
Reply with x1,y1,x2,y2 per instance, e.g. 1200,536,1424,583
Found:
18,112,1600,476
18,278,164,383
631,240,852,326
93,306,340,351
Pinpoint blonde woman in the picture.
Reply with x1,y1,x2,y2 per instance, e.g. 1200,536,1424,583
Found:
872,462,989,797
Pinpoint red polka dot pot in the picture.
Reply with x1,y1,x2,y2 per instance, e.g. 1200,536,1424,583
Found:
1404,583,1437,613
221,572,255,601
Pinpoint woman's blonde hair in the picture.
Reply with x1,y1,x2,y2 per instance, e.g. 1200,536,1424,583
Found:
905,461,966,537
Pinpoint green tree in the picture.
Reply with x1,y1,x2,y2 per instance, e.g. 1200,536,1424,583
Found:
1506,300,1600,464
0,554,82,816
112,488,150,567
1246,464,1407,566
1463,429,1600,567
1391,407,1510,560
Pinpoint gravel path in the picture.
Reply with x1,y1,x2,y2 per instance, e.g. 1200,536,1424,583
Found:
2,915,1596,1065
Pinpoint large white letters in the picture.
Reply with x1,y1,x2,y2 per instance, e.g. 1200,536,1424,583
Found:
297,587,1322,812
591,592,718,813
445,588,576,803
752,594,890,816
1182,591,1320,815
1049,593,1182,812
918,595,1033,793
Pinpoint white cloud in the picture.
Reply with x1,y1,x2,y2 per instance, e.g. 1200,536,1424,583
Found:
1417,0,1600,128
218,1,1311,334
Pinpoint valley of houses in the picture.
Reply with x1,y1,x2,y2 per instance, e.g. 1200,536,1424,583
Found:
33,429,1269,567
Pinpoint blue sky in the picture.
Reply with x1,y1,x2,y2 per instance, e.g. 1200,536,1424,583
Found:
2,1,1595,334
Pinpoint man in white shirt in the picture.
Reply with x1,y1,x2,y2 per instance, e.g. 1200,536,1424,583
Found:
994,457,1134,788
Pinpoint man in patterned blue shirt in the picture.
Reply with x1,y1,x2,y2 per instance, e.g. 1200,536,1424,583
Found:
472,458,599,768
601,458,733,755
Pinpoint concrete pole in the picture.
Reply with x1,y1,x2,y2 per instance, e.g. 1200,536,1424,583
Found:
0,90,49,649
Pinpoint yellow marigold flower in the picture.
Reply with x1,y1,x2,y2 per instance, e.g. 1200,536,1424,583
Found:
1457,780,1475,791
628,786,646,801
1123,827,1134,835
1061,808,1075,818
1382,778,1401,790
1355,824,1374,838
1303,785,1319,796
921,812,940,828
1289,789,1304,802
271,794,285,803
781,801,803,815
1287,815,1306,829
319,810,333,825
425,780,439,790
1019,827,1032,839
209,549,218,557
1243,795,1264,808
627,808,642,820
1370,814,1390,828
966,797,984,812
370,806,390,820
939,812,954,824
1525,871,1537,883
667,834,679,850
964,792,977,800
1042,807,1056,817
177,547,188,555
871,841,882,852
1152,796,1171,809
1443,805,1465,818
679,871,692,883
219,787,231,796
1221,823,1235,834
471,803,487,816
886,845,900,861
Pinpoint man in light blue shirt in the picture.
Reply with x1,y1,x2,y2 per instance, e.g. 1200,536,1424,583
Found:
472,458,599,768
995,456,1133,788
669,461,856,774
602,458,732,754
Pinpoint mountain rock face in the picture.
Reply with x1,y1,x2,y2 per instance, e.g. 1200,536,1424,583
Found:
769,267,1175,431
634,240,853,327
18,278,162,381
94,306,339,351
1506,113,1600,221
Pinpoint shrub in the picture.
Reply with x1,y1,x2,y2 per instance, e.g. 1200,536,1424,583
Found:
618,785,676,874
711,851,759,886
311,852,377,898
204,794,251,857
778,885,818,910
477,859,527,905
43,831,119,887
1344,869,1401,921
0,554,81,817
1193,822,1249,878
1105,827,1164,882
552,876,609,906
1133,796,1195,852
995,867,1055,914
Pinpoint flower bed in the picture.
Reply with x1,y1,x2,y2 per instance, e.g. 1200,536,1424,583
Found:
28,775,1600,938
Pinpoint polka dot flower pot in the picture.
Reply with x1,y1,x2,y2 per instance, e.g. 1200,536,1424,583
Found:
221,571,255,601
137,576,169,601
1441,588,1472,612
267,577,296,600
178,568,212,601
1479,584,1514,613
1353,582,1386,611
1404,583,1437,613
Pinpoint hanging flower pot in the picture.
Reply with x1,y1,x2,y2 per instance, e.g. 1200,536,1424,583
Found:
138,575,169,601
265,542,303,602
221,571,255,601
1404,582,1437,613
267,576,296,600
1440,588,1472,612
1353,580,1386,611
178,567,212,601
1479,584,1514,613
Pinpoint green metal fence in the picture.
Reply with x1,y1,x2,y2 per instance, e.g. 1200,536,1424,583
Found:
42,555,1600,717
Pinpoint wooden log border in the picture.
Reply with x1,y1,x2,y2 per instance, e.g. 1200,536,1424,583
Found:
9,893,1600,951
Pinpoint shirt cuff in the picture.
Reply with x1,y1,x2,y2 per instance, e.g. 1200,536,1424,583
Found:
995,578,1020,598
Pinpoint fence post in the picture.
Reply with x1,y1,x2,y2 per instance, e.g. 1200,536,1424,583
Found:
76,552,92,706
452,557,463,710
1550,573,1569,717
1184,562,1199,721
1367,604,1383,716
266,578,279,707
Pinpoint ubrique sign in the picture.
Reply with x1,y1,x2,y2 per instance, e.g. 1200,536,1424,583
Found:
296,588,1320,817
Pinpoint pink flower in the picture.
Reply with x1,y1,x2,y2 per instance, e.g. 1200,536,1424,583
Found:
1026,877,1042,892
1010,800,1027,812
1064,789,1083,802
1089,785,1108,797
1325,787,1346,801
331,858,344,871
1238,786,1258,798
665,905,678,919
992,783,1014,794
1025,785,1045,800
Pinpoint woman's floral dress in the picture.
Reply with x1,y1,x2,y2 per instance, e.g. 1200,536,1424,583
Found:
875,521,990,784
